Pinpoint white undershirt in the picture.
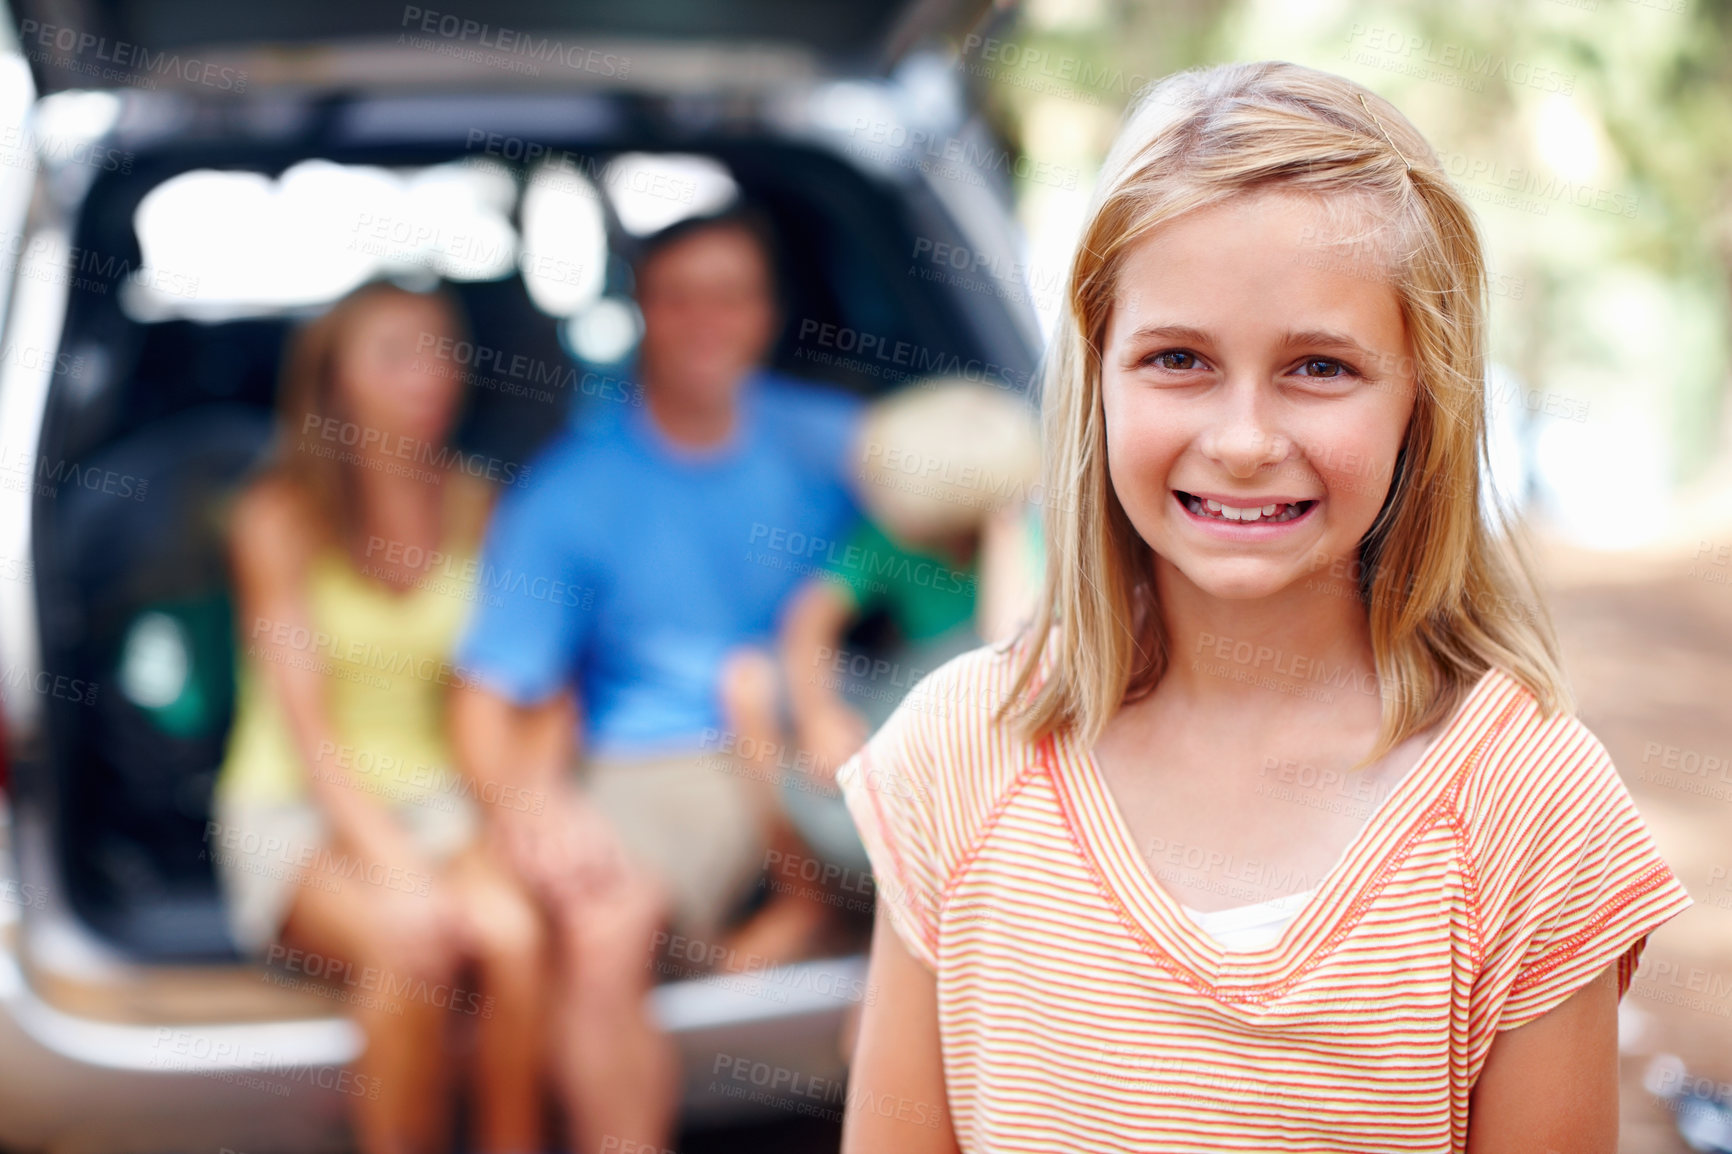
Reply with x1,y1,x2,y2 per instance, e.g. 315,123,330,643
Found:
1170,723,1452,950
1160,719,1456,951
1178,887,1319,951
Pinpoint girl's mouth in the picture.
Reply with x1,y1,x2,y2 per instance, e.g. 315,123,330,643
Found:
1173,491,1318,525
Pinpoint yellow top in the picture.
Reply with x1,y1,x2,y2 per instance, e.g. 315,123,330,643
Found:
215,488,488,810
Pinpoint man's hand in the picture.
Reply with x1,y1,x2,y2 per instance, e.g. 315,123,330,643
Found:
486,781,633,906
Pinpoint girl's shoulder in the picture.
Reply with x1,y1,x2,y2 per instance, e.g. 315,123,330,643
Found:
1452,666,1638,852
227,471,324,586
852,630,1054,825
1447,667,1690,1023
443,466,499,553
836,633,1052,968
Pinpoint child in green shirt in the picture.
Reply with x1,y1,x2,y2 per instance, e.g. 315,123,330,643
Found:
712,378,1042,963
780,378,1044,783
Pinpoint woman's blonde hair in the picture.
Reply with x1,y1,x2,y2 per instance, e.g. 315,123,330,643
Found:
1003,60,1570,764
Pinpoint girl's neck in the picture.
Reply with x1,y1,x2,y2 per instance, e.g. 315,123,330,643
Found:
1151,552,1377,709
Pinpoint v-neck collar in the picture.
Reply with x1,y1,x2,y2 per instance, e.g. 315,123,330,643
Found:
1041,667,1522,1002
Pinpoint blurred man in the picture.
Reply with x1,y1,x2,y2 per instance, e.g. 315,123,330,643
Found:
451,207,861,1152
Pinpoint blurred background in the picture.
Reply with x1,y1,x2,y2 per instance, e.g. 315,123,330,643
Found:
0,0,1726,1151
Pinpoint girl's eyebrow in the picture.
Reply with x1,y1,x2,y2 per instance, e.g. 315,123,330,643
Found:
1281,329,1378,359
1124,324,1380,363
1124,323,1212,345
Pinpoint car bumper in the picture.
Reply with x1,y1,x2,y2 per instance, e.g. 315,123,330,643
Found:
0,924,866,1152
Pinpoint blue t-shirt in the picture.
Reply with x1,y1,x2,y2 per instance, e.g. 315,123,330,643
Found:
455,371,863,757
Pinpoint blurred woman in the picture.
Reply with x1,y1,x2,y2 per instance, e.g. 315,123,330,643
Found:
212,281,548,1154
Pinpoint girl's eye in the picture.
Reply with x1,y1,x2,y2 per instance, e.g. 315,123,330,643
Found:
1295,357,1357,379
1146,350,1200,371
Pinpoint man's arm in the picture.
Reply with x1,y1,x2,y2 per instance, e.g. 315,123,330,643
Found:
451,681,626,895
1466,965,1619,1154
451,679,576,811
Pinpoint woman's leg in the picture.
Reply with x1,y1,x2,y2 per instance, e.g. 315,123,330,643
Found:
442,842,551,1154
553,864,680,1154
279,847,461,1154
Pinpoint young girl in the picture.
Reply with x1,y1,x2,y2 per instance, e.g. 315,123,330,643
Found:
836,61,1691,1152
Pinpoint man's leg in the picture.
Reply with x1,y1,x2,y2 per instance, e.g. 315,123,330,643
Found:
553,863,680,1154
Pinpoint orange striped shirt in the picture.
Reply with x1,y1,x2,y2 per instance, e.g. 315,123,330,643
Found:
836,639,1692,1152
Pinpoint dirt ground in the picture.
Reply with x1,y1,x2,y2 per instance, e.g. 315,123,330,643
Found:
1538,537,1732,1152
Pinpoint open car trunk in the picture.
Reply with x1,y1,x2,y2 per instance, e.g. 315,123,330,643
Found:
27,109,1037,956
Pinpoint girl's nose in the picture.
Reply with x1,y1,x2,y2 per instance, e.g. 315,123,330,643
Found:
1199,386,1290,478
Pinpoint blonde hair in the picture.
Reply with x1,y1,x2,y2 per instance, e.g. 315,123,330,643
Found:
855,378,1042,544
1002,60,1570,764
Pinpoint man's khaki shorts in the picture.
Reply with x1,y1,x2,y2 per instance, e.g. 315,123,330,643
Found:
578,750,772,941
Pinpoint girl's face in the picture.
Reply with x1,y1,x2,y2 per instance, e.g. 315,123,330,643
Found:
1100,190,1418,603
336,294,464,446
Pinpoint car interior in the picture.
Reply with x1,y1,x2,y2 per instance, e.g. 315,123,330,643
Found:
31,90,1034,965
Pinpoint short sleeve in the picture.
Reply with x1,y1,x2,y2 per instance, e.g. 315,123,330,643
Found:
1470,725,1692,1033
836,686,946,973
453,462,594,704
755,371,864,496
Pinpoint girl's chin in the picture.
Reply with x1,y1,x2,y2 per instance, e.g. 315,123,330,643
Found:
1154,553,1311,602
1188,576,1302,602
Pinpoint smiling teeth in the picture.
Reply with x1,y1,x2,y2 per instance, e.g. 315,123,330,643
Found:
1186,495,1307,523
